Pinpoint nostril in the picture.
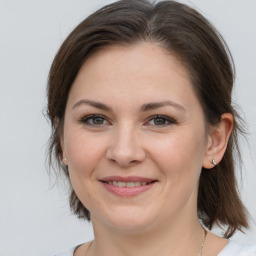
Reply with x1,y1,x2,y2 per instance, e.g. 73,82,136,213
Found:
107,157,140,167
106,138,146,167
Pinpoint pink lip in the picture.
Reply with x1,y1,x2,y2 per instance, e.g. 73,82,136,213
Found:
100,176,156,183
99,176,158,197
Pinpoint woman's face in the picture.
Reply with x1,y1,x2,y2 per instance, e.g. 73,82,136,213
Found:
62,43,211,233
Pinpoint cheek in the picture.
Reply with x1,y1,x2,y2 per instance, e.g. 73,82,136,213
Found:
64,129,107,178
64,130,108,207
150,130,206,181
149,132,206,213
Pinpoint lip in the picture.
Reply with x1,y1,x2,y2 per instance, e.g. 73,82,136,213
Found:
100,176,156,183
99,176,158,197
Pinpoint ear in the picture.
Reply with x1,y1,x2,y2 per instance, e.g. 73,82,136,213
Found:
202,113,233,169
61,139,68,165
57,118,68,165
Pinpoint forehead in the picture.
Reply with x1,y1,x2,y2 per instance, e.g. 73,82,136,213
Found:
67,43,200,114
82,43,189,82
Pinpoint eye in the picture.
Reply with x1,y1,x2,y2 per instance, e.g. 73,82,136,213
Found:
80,114,110,126
146,115,176,126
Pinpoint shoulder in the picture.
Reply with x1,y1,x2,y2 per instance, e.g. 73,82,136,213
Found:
218,240,256,256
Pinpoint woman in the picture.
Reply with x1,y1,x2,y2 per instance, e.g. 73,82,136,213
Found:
47,0,256,255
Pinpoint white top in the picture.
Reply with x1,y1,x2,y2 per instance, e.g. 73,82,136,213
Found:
218,241,256,256
54,241,256,256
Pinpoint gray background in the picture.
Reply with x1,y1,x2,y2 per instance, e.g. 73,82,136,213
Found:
0,0,255,255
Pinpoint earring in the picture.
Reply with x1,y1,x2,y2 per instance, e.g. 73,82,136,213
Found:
212,159,217,166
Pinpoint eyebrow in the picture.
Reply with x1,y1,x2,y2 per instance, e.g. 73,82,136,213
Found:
140,100,186,112
72,99,112,111
72,99,186,112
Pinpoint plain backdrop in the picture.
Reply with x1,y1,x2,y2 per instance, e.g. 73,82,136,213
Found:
0,0,255,255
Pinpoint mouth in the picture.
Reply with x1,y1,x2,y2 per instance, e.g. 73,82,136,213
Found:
101,180,156,187
99,176,158,197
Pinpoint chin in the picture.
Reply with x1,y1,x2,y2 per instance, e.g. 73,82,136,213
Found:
96,207,158,234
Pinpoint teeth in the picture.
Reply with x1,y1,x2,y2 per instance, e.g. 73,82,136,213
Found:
118,182,126,187
107,181,149,187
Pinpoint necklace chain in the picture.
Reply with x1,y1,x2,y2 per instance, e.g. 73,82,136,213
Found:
85,229,207,256
198,228,207,256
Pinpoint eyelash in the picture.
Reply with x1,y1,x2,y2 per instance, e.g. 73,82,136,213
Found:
79,114,176,127
146,115,176,126
80,114,109,126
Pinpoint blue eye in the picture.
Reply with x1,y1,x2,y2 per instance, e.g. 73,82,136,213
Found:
147,115,175,126
81,115,109,126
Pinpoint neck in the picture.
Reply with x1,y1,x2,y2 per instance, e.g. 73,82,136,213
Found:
90,215,204,256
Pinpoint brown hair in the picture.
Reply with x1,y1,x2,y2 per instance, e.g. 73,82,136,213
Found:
47,0,248,238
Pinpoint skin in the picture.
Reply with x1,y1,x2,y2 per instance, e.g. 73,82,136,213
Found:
61,43,233,256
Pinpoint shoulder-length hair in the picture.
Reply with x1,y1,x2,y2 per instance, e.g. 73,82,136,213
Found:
47,0,248,238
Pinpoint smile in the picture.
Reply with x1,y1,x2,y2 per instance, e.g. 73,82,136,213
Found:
100,176,158,197
104,181,153,187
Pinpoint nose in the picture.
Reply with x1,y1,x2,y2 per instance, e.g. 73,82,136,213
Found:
106,123,146,167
